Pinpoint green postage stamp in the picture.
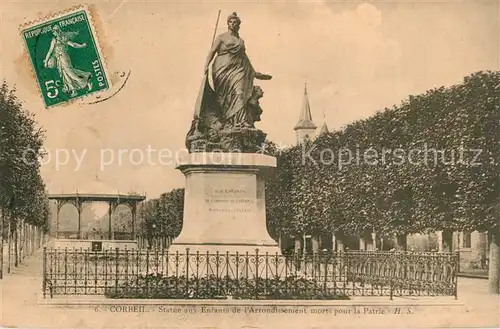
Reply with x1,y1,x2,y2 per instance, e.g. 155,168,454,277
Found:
20,6,110,108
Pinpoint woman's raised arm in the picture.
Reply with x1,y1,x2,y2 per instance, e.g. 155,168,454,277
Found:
68,41,87,49
204,35,222,74
255,72,272,80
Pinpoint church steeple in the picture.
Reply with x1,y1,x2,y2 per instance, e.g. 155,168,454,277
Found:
318,111,329,136
294,83,317,143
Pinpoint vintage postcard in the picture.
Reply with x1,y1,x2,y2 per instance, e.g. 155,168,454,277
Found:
0,1,498,329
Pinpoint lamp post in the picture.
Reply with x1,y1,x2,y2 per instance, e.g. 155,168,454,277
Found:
152,224,157,249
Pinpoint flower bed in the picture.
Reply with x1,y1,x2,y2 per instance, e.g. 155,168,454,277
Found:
105,274,350,300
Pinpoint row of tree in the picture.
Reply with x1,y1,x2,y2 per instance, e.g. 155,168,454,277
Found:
137,188,184,249
268,71,498,238
264,70,499,292
0,82,50,279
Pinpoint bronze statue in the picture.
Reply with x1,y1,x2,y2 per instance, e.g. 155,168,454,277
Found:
186,12,272,152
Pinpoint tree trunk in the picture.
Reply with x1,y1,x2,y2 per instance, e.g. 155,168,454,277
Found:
0,207,4,279
29,225,33,255
23,221,26,258
359,236,366,250
30,225,34,254
19,221,23,263
488,229,500,294
17,221,21,264
26,223,29,254
25,224,29,256
442,229,453,252
294,235,301,255
371,231,377,250
18,221,22,262
396,234,407,251
7,220,11,273
14,222,18,267
311,235,319,253
35,226,39,248
336,233,345,252
20,220,24,260
25,223,29,255
21,221,25,260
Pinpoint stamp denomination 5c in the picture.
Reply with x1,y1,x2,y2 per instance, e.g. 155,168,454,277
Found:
20,6,110,108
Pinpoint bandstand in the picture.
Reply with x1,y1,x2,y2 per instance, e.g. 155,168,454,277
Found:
48,192,146,250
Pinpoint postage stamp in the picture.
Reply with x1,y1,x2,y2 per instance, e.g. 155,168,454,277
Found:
20,6,110,108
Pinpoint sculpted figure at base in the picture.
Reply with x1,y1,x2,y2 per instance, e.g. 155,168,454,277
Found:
186,12,272,152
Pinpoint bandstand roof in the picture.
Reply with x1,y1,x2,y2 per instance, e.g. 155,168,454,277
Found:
48,193,145,202
48,179,146,202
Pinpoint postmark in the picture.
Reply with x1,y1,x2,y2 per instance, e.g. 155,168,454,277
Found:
20,6,110,108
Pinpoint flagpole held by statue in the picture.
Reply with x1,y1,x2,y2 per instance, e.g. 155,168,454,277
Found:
188,10,221,143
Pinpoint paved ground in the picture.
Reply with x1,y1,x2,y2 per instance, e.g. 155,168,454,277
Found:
1,249,499,329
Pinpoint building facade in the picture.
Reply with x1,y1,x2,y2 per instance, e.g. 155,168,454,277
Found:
406,231,489,271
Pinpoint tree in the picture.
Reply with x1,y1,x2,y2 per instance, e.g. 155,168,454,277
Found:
137,188,185,248
0,81,49,278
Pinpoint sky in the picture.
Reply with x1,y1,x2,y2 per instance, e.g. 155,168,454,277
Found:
1,0,498,200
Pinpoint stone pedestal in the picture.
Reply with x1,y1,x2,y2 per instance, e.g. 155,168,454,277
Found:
169,152,281,256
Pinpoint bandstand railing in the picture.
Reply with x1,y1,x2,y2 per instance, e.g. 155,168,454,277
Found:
42,248,458,300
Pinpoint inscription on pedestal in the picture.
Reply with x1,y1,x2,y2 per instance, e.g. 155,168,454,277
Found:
204,177,256,214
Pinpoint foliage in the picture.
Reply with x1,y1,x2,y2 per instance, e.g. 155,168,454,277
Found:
265,141,295,237
0,81,49,230
265,71,499,237
137,188,184,239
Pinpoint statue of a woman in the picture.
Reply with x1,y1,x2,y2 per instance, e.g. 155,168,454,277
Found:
203,12,272,129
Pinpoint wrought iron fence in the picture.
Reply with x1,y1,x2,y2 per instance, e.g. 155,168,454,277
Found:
42,248,458,300
344,251,458,297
